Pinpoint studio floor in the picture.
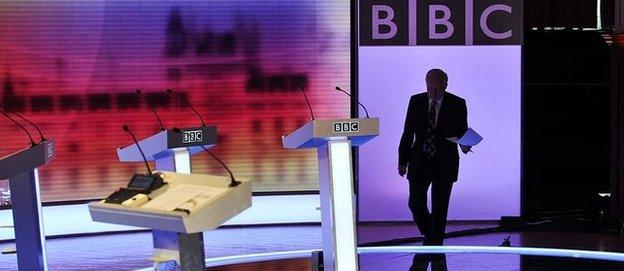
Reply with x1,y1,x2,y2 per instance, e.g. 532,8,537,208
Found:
1,222,624,270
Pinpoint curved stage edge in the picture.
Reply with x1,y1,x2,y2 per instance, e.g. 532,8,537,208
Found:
135,246,624,271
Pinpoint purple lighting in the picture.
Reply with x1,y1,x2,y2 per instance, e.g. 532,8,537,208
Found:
358,46,521,221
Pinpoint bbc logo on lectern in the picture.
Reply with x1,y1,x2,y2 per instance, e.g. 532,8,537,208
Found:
333,121,360,133
360,0,521,46
46,141,54,159
182,130,203,144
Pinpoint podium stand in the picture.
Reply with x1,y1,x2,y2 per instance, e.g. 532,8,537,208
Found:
98,126,220,270
89,171,252,270
0,139,55,271
282,118,379,271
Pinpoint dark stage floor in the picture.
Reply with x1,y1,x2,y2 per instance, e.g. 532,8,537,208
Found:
358,221,500,245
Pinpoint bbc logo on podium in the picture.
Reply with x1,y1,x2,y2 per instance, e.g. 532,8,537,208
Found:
182,130,203,144
46,142,54,159
360,0,521,46
333,121,360,133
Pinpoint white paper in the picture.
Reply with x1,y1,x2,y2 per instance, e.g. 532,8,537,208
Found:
141,185,210,212
447,128,483,146
175,187,225,213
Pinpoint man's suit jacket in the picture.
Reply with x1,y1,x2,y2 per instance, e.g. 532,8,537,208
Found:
398,92,468,182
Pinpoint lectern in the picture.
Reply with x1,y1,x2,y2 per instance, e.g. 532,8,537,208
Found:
282,118,379,271
89,171,252,270
92,126,222,270
0,139,55,271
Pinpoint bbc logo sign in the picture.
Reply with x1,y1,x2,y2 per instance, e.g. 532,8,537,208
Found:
360,0,521,46
333,121,360,133
182,130,203,144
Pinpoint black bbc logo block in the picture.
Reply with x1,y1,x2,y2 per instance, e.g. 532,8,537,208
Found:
473,0,521,45
333,122,360,133
360,0,409,46
416,0,466,45
334,123,343,132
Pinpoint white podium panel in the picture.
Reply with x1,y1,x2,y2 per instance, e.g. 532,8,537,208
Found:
283,118,379,271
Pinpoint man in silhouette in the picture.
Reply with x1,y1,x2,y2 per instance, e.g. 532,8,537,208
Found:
398,69,470,245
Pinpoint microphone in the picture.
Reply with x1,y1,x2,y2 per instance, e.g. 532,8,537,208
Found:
104,125,164,204
166,89,206,126
0,109,36,147
122,125,153,175
199,145,240,187
135,89,165,131
300,86,315,120
334,86,370,118
10,111,45,142
170,128,237,187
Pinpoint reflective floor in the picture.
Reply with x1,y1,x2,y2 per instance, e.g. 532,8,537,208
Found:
358,221,499,245
0,225,322,271
360,253,624,271
203,252,624,271
2,224,624,270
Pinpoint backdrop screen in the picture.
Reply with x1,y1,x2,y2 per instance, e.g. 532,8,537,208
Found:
357,0,521,221
0,0,350,202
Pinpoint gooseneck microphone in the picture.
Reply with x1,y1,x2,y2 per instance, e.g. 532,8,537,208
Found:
10,111,45,142
122,125,153,175
166,89,206,126
0,109,36,146
300,86,315,120
334,86,370,118
199,145,240,187
135,89,165,131
104,125,164,204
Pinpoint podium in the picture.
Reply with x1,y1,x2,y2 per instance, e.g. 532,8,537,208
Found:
0,139,55,271
89,171,251,270
282,118,379,271
90,126,233,271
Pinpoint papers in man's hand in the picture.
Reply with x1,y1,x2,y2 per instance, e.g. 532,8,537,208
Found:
447,128,483,147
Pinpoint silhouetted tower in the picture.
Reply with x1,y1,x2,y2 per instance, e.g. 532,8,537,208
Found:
2,72,14,109
165,7,187,58
242,19,261,75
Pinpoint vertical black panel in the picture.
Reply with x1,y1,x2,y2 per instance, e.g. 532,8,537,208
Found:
522,31,611,221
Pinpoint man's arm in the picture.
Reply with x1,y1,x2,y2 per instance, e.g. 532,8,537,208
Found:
398,96,416,176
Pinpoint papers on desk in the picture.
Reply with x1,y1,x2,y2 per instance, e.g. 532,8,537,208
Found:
447,128,483,146
141,184,224,212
